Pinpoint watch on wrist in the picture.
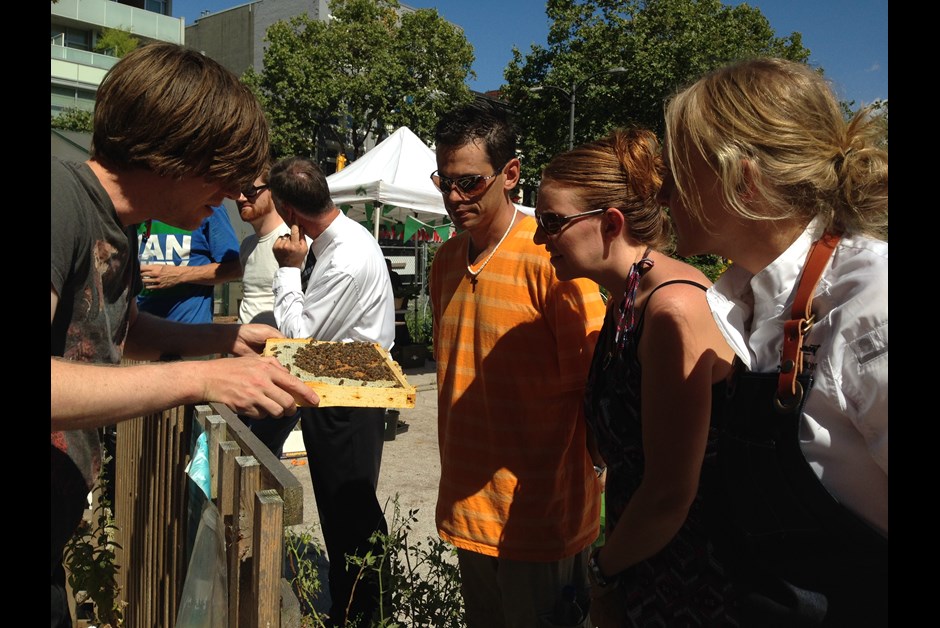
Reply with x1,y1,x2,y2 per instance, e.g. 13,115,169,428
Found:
588,547,612,587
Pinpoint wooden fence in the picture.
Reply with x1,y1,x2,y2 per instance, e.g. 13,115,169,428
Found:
111,401,305,627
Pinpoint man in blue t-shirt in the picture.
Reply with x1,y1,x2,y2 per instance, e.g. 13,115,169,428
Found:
137,205,242,323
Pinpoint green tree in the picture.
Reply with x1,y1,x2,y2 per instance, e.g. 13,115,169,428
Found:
243,14,337,159
502,0,811,187
94,27,139,58
52,107,94,133
244,0,474,161
385,7,476,141
842,98,887,150
867,99,888,150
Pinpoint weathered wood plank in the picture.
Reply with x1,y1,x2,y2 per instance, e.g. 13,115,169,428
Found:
114,400,299,627
206,414,228,500
206,404,304,527
252,489,284,628
236,456,260,560
217,440,240,518
279,577,302,628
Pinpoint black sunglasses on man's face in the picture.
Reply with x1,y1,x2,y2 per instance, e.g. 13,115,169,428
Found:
241,184,269,200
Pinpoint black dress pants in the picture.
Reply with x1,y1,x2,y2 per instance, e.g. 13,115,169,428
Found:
300,406,389,627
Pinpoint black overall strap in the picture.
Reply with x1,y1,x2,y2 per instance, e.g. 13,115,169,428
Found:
710,233,888,626
634,279,708,337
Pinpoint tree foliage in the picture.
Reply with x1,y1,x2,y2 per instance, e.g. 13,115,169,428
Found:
501,0,812,188
244,0,474,162
94,27,140,58
866,99,888,151
52,107,94,133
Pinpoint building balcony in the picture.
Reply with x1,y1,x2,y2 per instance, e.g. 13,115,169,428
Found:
51,0,184,46
51,43,119,73
51,44,113,92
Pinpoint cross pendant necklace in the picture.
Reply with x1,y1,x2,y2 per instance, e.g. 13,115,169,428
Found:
467,209,518,291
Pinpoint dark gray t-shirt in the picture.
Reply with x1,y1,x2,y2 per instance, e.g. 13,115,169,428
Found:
51,156,140,496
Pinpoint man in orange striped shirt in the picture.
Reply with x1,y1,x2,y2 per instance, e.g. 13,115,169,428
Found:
429,101,606,627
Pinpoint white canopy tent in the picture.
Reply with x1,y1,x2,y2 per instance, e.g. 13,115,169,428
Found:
326,126,453,241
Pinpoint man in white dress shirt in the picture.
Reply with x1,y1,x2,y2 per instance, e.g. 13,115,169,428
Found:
268,156,395,627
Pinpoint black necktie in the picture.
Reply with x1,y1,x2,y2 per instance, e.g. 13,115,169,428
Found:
300,244,316,292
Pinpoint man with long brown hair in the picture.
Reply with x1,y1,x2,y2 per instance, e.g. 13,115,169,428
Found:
50,43,318,626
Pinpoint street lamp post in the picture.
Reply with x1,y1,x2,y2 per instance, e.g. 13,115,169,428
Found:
530,67,627,150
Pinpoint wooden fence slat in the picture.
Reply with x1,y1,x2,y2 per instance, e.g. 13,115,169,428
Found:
227,455,259,626
206,414,228,500
236,456,261,561
168,405,189,625
193,404,213,431
226,457,243,628
142,412,156,628
113,400,298,628
201,404,305,526
252,489,284,628
237,456,261,627
217,441,240,518
156,410,168,625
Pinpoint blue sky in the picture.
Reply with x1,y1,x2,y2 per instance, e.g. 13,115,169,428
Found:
173,0,887,107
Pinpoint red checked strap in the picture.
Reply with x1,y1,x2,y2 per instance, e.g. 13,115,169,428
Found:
776,232,840,409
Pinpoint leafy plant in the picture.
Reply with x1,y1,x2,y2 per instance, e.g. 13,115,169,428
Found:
348,498,464,627
52,107,93,133
404,303,433,347
502,0,812,190
94,27,139,58
244,0,474,160
677,254,730,283
284,526,330,626
284,496,463,627
63,455,126,627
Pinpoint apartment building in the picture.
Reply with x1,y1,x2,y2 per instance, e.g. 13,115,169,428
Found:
51,0,184,117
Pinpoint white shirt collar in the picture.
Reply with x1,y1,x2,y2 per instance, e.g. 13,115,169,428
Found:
707,216,826,370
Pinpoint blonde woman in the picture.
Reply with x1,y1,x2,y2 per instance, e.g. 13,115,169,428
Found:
659,57,888,625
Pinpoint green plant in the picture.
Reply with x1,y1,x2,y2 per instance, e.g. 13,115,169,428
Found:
676,254,731,283
348,497,464,627
94,27,139,58
286,496,464,627
284,526,329,626
63,456,126,627
52,107,94,133
404,304,433,348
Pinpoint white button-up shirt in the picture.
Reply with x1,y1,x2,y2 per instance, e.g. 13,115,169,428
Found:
707,217,888,536
273,211,395,349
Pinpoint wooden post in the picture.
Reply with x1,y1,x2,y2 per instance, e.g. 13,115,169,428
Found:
206,414,228,500
215,408,305,526
217,441,240,518
251,489,285,628
228,455,260,626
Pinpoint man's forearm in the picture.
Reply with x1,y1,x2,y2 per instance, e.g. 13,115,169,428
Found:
173,259,242,286
124,310,241,359
51,358,203,429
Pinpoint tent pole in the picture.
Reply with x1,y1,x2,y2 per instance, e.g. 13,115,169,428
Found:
413,234,420,341
373,203,381,241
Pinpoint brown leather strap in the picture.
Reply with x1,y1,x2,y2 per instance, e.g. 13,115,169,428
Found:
776,232,840,410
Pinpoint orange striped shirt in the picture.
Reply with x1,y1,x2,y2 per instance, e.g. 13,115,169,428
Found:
430,215,606,560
